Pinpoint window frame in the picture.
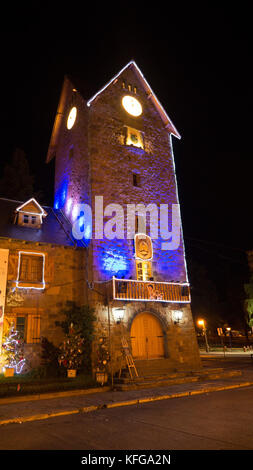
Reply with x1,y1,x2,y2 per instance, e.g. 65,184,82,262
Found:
136,260,152,281
17,251,45,289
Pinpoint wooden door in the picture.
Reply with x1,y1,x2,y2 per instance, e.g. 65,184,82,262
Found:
130,313,164,359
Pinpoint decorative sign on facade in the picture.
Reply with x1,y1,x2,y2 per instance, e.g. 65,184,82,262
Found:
0,249,9,352
135,234,153,260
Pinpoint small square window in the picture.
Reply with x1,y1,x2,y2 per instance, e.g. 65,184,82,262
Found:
23,215,29,224
125,126,143,149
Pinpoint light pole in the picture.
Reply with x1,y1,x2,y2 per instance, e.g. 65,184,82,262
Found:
198,319,209,352
226,327,232,351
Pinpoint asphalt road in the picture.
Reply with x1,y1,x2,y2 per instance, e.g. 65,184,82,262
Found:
0,385,253,450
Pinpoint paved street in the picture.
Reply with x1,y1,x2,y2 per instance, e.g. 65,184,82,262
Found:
0,385,253,450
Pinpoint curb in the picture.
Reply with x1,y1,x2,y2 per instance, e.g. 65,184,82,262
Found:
0,386,111,405
1,381,253,427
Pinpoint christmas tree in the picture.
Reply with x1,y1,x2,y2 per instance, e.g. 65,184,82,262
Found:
2,322,26,374
58,323,85,371
95,336,110,372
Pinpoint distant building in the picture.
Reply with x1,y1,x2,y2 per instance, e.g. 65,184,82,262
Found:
0,62,201,374
247,250,253,273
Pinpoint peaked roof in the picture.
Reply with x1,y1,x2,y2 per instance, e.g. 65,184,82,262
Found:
46,61,181,163
0,198,86,247
87,61,181,139
16,198,47,217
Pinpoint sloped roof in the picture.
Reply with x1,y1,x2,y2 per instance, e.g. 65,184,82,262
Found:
16,198,47,217
46,61,181,163
0,198,85,248
87,61,181,139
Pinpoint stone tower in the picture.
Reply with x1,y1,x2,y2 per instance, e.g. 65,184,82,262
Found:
46,61,201,374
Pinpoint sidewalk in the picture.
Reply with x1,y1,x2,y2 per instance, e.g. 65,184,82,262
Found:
1,367,253,426
200,349,253,357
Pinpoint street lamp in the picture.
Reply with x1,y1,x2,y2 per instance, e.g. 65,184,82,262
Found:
226,327,232,351
197,319,209,352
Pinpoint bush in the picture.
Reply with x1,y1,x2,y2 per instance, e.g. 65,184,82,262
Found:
40,337,63,377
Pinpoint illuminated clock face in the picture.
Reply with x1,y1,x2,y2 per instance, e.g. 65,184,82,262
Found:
122,95,142,117
67,106,77,129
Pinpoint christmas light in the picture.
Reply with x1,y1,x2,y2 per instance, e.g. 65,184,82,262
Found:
168,134,189,283
2,323,26,374
86,61,180,139
16,251,46,290
112,277,191,303
16,198,47,224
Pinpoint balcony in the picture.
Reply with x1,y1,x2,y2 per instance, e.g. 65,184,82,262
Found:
112,277,191,303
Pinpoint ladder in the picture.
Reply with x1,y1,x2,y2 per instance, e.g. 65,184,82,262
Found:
120,337,139,379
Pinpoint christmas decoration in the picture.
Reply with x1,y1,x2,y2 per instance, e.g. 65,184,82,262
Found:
58,323,85,372
2,322,26,374
95,336,110,373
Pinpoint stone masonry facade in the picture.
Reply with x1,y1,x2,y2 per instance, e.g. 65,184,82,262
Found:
52,62,201,374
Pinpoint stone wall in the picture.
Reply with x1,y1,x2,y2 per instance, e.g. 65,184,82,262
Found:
0,237,86,368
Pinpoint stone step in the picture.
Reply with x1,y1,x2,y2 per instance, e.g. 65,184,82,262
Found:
113,369,242,391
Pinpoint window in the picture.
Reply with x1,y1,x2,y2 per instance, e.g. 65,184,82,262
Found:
125,126,143,149
16,316,26,340
20,213,40,227
136,261,152,281
18,253,44,285
133,173,141,188
15,198,47,228
6,315,41,344
26,315,41,344
68,145,74,159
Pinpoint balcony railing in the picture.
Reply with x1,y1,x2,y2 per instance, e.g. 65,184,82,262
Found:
112,277,191,303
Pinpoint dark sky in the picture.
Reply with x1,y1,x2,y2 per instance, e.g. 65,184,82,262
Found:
2,4,252,255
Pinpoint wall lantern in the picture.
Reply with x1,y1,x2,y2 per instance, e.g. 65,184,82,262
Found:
113,307,125,323
172,310,183,324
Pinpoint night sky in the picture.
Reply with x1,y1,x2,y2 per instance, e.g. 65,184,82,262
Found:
2,5,252,257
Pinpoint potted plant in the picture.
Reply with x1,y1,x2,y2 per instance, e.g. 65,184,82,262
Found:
95,337,109,385
58,323,84,378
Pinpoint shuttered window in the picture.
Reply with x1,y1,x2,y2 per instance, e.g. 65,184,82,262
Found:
26,315,41,344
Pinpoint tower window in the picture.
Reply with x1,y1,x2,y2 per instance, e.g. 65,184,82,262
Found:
133,173,141,188
125,126,144,149
69,146,74,159
136,261,152,281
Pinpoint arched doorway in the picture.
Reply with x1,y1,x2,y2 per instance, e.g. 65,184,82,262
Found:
130,312,165,359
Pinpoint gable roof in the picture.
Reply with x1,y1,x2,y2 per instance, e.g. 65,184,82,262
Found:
0,198,86,248
46,61,181,163
87,61,181,139
16,198,47,217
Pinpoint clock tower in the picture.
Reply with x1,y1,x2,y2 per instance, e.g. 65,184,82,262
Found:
46,61,201,377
